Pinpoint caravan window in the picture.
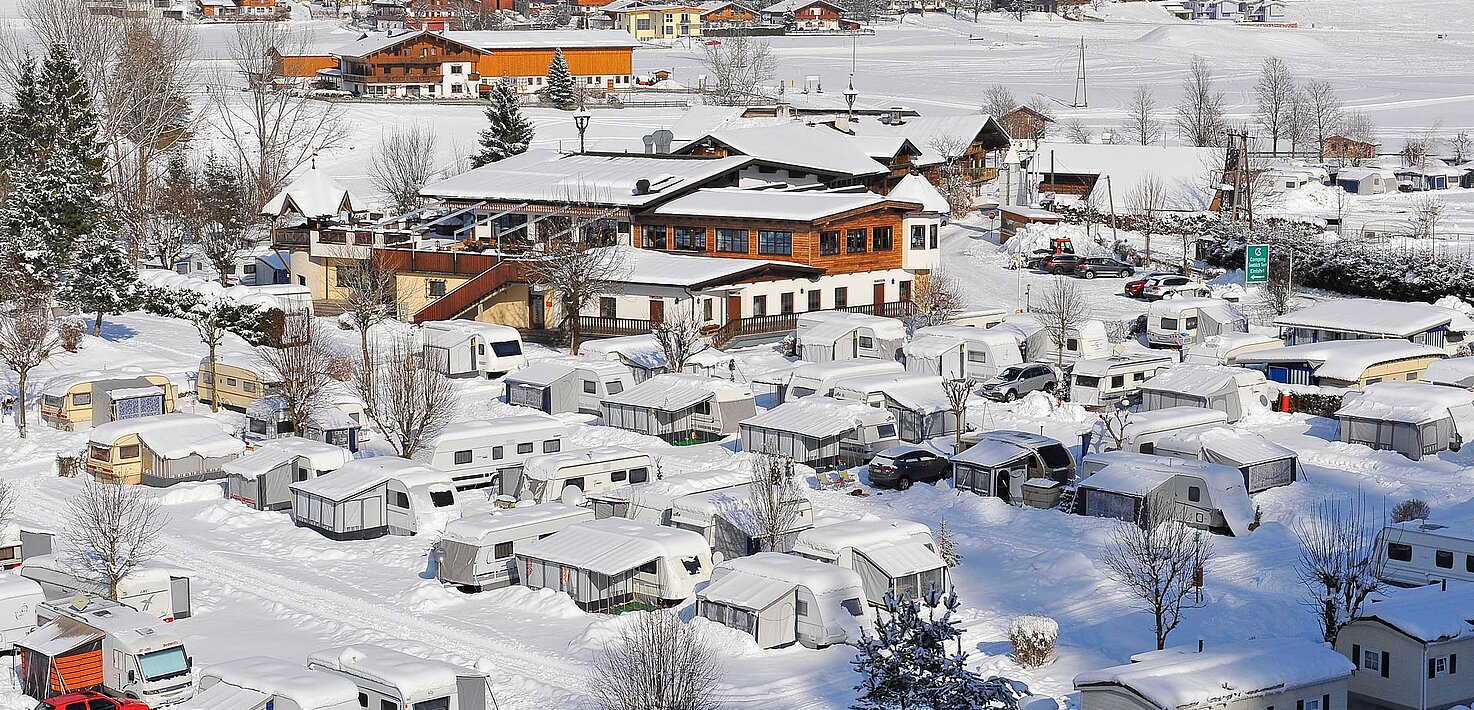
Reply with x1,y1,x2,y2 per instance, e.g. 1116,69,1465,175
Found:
491,341,522,357
1160,317,1178,330
1184,317,1199,330
1074,375,1099,388
492,446,504,460
607,381,624,394
543,440,561,453
430,490,455,507
493,541,514,559
968,350,988,363
1066,338,1079,352
630,467,650,484
357,694,368,708
583,380,597,394
841,598,864,616
518,442,534,454
796,599,809,617
478,344,485,356
454,450,473,465
1110,375,1124,389
1387,543,1412,561
413,700,450,710
638,561,658,575
859,335,874,349
611,470,627,482
681,556,702,574
380,701,394,710
1188,486,1201,502
1467,555,1474,573
244,381,258,393
1437,550,1454,569
391,491,410,508
73,393,91,406
877,424,897,439
120,445,140,459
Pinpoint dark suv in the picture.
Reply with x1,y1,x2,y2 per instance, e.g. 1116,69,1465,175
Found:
867,445,951,490
1041,254,1085,274
1074,257,1133,279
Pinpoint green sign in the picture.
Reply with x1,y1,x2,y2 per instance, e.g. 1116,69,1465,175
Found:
1246,244,1269,284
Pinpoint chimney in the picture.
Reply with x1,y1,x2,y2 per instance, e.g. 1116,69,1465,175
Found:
633,179,651,196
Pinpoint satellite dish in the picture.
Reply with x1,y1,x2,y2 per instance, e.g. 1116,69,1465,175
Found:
560,485,587,507
711,551,725,566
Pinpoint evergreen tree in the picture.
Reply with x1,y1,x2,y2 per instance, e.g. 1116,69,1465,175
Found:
472,78,535,167
60,236,138,336
39,43,105,177
0,151,117,292
545,48,578,110
937,519,963,568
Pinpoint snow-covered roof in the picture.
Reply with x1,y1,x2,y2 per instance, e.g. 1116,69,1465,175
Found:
1075,638,1354,708
421,320,521,344
1424,357,1474,388
903,334,963,360
108,386,163,400
650,187,910,222
878,378,951,413
594,245,819,288
788,358,905,381
420,150,751,207
1072,352,1177,377
740,396,894,437
1236,340,1446,382
842,134,915,161
952,437,1032,467
1033,142,1224,211
522,446,645,481
224,438,354,479
0,572,41,603
916,323,1026,349
799,313,907,349
886,172,950,214
1274,299,1461,338
1158,426,1296,467
588,468,750,513
1124,406,1229,435
440,503,593,547
604,373,750,411
698,567,794,612
1081,453,1252,533
421,414,565,452
1358,583,1474,643
1147,297,1245,324
447,29,637,50
202,657,360,710
679,123,887,177
1141,364,1264,397
1337,167,1396,181
505,359,579,388
760,0,839,12
852,114,1006,167
579,334,670,370
1184,332,1284,362
261,165,362,219
41,368,171,397
183,678,268,710
794,517,932,560
289,457,450,501
89,413,245,460
307,646,475,702
712,552,864,598
1336,381,1474,425
515,518,708,574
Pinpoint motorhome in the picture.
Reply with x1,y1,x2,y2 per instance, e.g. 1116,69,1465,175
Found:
224,437,356,511
306,646,492,710
515,518,712,611
1068,352,1177,407
198,351,281,411
39,369,178,431
1075,451,1254,535
196,657,360,710
796,312,908,364
1183,333,1285,366
1145,298,1249,348
289,458,459,540
85,413,246,486
21,555,192,622
780,360,906,403
503,358,633,415
586,469,751,523
420,320,527,379
739,396,900,469
0,572,43,646
952,431,1075,504
19,598,195,706
415,414,568,492
792,518,946,606
508,447,652,504
601,374,756,444
697,553,869,649
433,503,595,591
903,325,1023,380
668,483,815,560
1138,365,1273,423
1116,406,1230,455
1374,524,1474,587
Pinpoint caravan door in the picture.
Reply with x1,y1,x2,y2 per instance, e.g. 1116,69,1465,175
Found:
170,577,191,619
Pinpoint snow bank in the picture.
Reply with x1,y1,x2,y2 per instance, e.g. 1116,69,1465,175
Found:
158,481,228,506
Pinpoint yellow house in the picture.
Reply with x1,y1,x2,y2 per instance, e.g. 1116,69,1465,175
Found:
86,413,246,486
199,353,282,411
612,5,706,40
40,369,179,431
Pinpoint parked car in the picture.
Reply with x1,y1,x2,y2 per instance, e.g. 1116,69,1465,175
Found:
1022,249,1053,269
867,445,952,490
1040,254,1084,275
1074,257,1134,279
38,692,149,710
979,363,1059,401
1138,274,1208,300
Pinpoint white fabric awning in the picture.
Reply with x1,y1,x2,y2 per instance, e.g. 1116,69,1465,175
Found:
699,572,795,612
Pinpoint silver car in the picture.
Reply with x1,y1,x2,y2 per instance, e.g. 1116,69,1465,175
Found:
979,363,1059,402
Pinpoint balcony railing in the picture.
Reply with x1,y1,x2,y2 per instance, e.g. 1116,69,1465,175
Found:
580,316,653,337
275,230,310,247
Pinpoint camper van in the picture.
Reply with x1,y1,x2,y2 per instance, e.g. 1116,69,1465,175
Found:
952,431,1075,504
0,572,43,645
792,518,946,605
1183,333,1285,366
20,598,195,706
796,312,907,364
197,657,360,710
1075,451,1255,535
781,360,906,403
509,447,651,504
289,458,459,540
1069,352,1177,407
433,503,595,590
420,321,527,379
904,325,1024,380
1145,298,1249,348
306,646,491,710
668,484,815,559
198,352,281,411
40,370,178,431
1138,365,1273,423
739,396,901,469
504,358,633,415
585,469,752,523
21,556,191,622
697,553,869,649
415,415,568,491
1117,406,1231,455
515,518,712,611
1375,524,1474,587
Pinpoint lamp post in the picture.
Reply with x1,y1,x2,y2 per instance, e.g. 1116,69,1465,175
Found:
843,81,858,123
573,107,591,154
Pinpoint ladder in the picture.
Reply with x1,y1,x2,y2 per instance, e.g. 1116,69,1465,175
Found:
1057,486,1079,515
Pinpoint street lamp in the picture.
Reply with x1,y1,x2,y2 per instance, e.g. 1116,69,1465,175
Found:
573,107,591,154
843,81,858,123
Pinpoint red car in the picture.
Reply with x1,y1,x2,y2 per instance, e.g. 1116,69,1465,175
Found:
37,692,148,710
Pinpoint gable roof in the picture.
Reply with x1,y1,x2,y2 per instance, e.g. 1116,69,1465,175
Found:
261,165,362,218
887,172,950,214
761,0,842,11
850,114,1010,167
678,123,889,177
1033,142,1224,211
420,149,753,206
598,245,822,288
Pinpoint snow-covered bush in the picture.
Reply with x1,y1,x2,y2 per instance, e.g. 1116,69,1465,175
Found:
1392,499,1432,524
57,316,85,352
1008,615,1058,668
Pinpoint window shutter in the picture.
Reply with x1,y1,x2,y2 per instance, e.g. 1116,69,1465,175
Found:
1430,658,1438,679
1382,651,1391,678
1352,644,1361,669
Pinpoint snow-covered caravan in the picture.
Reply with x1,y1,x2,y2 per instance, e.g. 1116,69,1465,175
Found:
952,308,1009,328
586,468,751,523
992,315,1051,362
509,446,651,504
306,646,491,710
831,372,934,406
198,351,281,411
1068,352,1176,407
196,657,360,710
952,431,1074,504
85,413,246,486
739,396,900,469
1154,426,1299,494
1274,298,1470,353
224,437,355,511
1424,356,1474,389
579,334,671,383
796,312,907,364
433,503,595,590
515,518,712,611
245,396,364,453
904,325,1023,380
504,359,634,415
1374,524,1474,586
0,572,44,645
1337,167,1398,195
876,377,958,443
415,414,568,492
994,316,1109,367
697,552,869,649
21,555,192,621
289,458,458,540
668,483,815,559
780,359,905,403
420,320,526,379
1145,298,1248,348
602,373,756,443
792,518,946,605
1236,340,1448,389
1075,452,1254,535
1139,365,1273,423
1335,382,1474,460
1118,406,1230,454
1182,332,1284,366
39,369,178,431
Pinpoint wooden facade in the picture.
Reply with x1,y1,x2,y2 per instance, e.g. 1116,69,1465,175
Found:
1001,105,1053,141
1323,135,1378,162
476,48,632,80
341,34,483,85
703,1,757,24
271,51,338,79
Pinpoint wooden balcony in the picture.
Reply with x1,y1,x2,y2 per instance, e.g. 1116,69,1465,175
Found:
275,229,310,247
579,316,653,337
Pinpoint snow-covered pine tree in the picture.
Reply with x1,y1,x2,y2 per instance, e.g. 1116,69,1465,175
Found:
60,236,138,336
0,151,117,293
545,48,578,110
39,43,105,177
472,78,535,167
937,518,963,568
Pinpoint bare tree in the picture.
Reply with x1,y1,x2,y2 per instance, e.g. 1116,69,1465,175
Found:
1453,130,1473,164
1097,404,1131,450
337,251,401,393
1294,496,1383,644
910,267,964,330
1025,96,1057,141
1123,85,1163,146
1254,57,1296,156
652,306,710,373
186,297,237,414
981,84,1017,123
1400,121,1443,168
1390,498,1431,524
1128,173,1169,265
591,611,723,710
701,36,776,107
1102,491,1214,650
0,480,15,525
1301,80,1344,160
1412,193,1444,239
1031,278,1087,369
1173,56,1226,148
63,478,166,600
1253,256,1296,319
1064,118,1092,144
941,378,974,455
356,331,459,458
527,243,627,355
255,316,336,437
0,293,59,438
369,126,440,215
748,453,803,550
929,135,974,218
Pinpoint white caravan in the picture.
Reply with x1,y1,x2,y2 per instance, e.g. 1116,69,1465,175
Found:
796,312,908,363
697,552,869,648
1117,406,1231,455
307,646,492,710
781,360,906,403
1145,298,1248,348
197,657,360,710
516,518,712,611
668,483,815,560
904,325,1023,380
1375,524,1474,587
792,518,946,605
21,555,191,622
420,321,527,379
504,358,633,415
586,468,752,523
509,446,651,504
21,598,195,706
1069,352,1177,407
1183,333,1285,366
1138,364,1274,423
831,372,935,407
0,572,43,646
433,503,595,590
415,414,568,491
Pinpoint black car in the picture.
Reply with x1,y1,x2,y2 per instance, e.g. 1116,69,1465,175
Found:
1040,254,1085,275
868,445,951,490
1074,257,1134,279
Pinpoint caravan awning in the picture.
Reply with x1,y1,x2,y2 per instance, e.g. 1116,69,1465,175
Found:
182,682,270,710
19,617,104,656
952,438,1030,468
862,541,945,578
700,571,795,612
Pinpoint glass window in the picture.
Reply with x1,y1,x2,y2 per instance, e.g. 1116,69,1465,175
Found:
1185,316,1199,330
846,228,867,254
454,450,473,465
607,381,624,394
599,297,617,319
392,491,410,508
758,230,792,255
1437,550,1454,568
1161,317,1179,330
119,444,140,459
716,228,749,253
643,225,668,249
243,381,258,393
428,280,446,297
543,440,561,453
820,231,840,256
1187,486,1201,502
835,287,848,308
1362,648,1382,672
493,541,514,559
630,467,649,483
911,224,927,248
808,291,821,311
796,599,809,617
430,490,455,507
753,295,767,317
73,393,91,406
492,446,504,460
674,226,706,251
780,293,794,314
517,442,534,455
929,224,938,248
1110,375,1125,389
872,226,893,251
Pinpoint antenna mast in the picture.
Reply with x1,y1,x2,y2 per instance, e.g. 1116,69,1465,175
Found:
1072,38,1088,108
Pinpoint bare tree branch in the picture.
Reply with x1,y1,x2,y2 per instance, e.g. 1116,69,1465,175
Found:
355,330,459,458
591,611,723,710
369,126,440,215
64,478,166,599
1102,491,1214,650
1294,495,1383,644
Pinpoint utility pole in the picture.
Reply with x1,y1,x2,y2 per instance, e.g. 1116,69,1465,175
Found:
1072,38,1088,108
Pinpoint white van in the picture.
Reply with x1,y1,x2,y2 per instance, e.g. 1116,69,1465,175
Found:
1375,524,1474,587
510,446,652,504
415,414,568,491
421,321,527,379
21,554,191,621
434,503,595,590
781,360,905,403
1146,298,1248,348
1118,406,1231,455
1069,352,1177,407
